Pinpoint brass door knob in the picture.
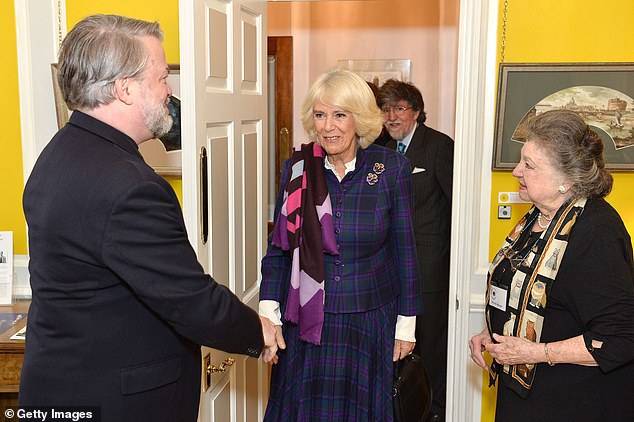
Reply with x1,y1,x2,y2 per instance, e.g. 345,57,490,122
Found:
207,357,235,375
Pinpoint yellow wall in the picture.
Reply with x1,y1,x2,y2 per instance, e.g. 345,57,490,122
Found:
65,0,180,63
490,0,634,256
1,1,27,254
0,1,182,257
485,1,634,420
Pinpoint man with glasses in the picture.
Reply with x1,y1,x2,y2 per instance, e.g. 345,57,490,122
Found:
376,80,454,422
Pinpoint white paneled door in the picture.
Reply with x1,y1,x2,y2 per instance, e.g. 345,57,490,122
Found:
178,1,269,421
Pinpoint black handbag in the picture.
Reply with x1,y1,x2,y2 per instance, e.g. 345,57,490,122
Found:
393,353,433,422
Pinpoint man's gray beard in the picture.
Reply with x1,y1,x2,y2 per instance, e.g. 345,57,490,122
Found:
386,127,403,141
144,102,173,139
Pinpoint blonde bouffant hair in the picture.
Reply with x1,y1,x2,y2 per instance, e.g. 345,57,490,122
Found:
300,69,384,149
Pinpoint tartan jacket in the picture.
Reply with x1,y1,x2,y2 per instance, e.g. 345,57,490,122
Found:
261,143,423,316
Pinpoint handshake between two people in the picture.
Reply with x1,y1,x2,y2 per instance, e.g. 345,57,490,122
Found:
259,316,286,364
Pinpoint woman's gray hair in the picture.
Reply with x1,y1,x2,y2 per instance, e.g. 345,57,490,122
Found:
58,14,164,111
516,109,613,199
300,69,384,148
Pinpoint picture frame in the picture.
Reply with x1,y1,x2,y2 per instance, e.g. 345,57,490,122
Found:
336,59,411,87
493,63,634,171
51,63,70,129
51,63,182,177
138,64,181,177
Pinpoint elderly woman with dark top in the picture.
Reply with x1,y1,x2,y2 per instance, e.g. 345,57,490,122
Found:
259,69,423,421
469,109,634,421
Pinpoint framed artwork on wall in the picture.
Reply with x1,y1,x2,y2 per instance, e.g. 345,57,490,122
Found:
337,59,411,87
138,64,181,177
51,64,182,177
51,63,71,129
493,62,634,171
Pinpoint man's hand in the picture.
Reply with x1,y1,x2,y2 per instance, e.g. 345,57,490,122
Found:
259,316,279,364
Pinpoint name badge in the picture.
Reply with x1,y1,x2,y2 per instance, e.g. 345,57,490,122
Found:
489,285,507,312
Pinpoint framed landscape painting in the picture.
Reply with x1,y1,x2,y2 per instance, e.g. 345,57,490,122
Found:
493,63,634,171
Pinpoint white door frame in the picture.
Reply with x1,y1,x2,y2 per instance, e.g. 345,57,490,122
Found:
15,0,63,182
446,0,498,420
14,0,65,296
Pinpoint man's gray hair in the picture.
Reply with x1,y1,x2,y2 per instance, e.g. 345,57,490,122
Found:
58,14,163,111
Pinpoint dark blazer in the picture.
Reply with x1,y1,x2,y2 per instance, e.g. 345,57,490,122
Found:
19,111,263,422
376,124,454,292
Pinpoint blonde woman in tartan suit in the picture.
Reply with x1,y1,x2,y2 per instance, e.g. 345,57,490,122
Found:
260,69,423,421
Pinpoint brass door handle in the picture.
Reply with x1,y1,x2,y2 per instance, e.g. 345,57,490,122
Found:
207,357,235,375
279,127,291,160
200,146,209,244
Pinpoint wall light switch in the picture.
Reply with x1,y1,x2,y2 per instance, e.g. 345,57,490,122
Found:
498,205,511,219
498,192,530,204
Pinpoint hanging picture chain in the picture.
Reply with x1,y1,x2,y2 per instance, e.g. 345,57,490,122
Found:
500,0,509,63
57,0,63,50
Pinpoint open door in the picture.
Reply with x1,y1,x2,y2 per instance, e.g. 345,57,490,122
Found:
178,0,269,421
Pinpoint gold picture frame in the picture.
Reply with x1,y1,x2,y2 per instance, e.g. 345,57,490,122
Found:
493,62,634,171
51,63,70,129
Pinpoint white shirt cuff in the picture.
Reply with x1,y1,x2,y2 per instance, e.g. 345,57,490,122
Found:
395,315,416,342
258,300,283,326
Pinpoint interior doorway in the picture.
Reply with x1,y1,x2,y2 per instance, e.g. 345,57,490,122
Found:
267,35,293,229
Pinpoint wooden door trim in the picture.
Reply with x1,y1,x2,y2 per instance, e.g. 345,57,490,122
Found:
267,36,293,196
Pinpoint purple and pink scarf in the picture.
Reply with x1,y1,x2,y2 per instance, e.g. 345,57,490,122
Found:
272,142,338,345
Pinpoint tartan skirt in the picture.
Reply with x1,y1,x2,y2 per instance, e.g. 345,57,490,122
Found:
264,300,397,422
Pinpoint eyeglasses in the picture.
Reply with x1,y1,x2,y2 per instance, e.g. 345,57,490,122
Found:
381,105,412,115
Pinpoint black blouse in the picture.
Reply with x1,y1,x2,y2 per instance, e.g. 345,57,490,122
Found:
492,198,634,422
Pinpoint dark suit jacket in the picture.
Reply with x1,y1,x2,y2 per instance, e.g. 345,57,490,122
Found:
376,124,454,292
19,111,263,422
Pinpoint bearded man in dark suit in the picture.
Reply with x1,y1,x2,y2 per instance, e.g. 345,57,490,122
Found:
376,80,454,422
19,14,278,422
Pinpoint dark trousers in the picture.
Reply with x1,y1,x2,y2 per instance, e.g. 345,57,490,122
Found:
414,289,449,419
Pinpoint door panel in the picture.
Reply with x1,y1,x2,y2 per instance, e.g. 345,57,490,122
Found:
242,130,259,296
201,377,231,422
208,7,229,82
179,0,268,421
209,131,230,285
242,17,258,85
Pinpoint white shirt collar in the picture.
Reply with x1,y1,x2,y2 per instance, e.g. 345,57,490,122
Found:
324,156,356,182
